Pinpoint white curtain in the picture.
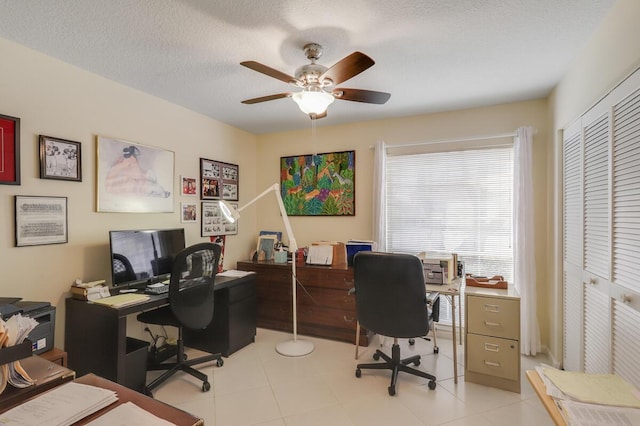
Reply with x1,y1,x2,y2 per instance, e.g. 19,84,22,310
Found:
372,141,387,251
514,126,540,355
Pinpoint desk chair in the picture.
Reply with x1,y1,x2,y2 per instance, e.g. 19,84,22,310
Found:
137,242,223,394
354,251,437,396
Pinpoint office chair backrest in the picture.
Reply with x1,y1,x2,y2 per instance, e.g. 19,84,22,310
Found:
353,251,429,338
169,242,221,330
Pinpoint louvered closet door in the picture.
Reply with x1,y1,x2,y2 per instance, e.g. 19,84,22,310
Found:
610,81,640,386
562,121,583,372
581,111,611,374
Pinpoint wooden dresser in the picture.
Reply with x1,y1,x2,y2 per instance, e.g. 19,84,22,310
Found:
236,260,368,346
464,285,521,393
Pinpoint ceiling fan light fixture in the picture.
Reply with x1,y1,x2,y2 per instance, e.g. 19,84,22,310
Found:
292,90,334,115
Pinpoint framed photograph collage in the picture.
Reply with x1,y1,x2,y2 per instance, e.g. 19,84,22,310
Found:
199,158,239,236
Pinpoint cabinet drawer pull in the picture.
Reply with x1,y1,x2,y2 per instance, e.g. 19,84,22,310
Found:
343,315,355,323
483,321,501,327
484,360,501,367
344,278,354,287
484,343,500,352
484,304,500,312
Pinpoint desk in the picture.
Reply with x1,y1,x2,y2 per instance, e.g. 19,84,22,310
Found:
65,274,256,387
526,370,566,426
74,373,203,425
0,355,75,412
426,278,462,384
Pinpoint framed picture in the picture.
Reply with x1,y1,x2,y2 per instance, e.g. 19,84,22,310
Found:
96,136,174,213
201,201,238,236
15,195,68,246
181,202,197,223
200,158,238,201
181,175,197,196
280,150,355,216
256,234,277,261
39,135,82,181
0,114,20,185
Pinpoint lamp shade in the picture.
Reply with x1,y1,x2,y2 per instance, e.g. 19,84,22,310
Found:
292,90,335,115
219,200,240,223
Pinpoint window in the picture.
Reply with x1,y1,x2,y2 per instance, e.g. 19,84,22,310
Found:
385,145,514,325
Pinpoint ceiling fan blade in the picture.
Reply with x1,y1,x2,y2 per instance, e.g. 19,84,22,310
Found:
240,61,298,85
333,88,391,104
320,52,375,85
241,93,291,104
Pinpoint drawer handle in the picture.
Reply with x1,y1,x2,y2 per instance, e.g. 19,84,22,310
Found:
344,278,354,286
483,321,501,327
484,343,500,352
484,360,501,367
343,315,355,323
484,304,500,312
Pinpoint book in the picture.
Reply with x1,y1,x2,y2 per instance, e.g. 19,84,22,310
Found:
70,285,111,301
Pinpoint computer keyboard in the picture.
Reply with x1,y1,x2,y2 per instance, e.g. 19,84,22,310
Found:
145,284,169,295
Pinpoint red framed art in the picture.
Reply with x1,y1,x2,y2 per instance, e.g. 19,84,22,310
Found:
0,114,20,185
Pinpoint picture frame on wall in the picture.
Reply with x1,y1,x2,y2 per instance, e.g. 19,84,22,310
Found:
280,150,355,216
181,175,197,196
200,158,238,201
0,114,20,185
181,202,197,223
96,136,174,213
15,195,68,247
39,135,82,182
201,201,238,236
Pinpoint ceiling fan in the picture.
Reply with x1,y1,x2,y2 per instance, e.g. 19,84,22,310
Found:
240,43,391,119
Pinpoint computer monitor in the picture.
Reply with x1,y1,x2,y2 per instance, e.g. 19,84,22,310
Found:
109,228,186,287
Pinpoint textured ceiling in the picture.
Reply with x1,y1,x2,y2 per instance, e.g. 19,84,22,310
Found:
0,0,617,134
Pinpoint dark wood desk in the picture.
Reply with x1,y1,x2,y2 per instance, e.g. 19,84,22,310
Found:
74,373,203,425
0,355,75,412
65,274,256,387
237,260,369,345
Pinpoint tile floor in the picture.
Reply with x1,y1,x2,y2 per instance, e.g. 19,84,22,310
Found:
149,328,553,426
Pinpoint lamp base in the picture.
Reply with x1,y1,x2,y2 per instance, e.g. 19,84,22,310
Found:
275,339,315,357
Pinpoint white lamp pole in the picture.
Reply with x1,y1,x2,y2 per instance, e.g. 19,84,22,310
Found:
219,183,314,357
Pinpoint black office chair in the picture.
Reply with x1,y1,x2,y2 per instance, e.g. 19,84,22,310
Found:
354,251,437,396
137,243,223,394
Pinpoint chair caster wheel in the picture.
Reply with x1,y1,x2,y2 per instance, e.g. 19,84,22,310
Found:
433,346,439,354
408,338,415,345
202,381,211,392
183,353,188,361
373,352,380,361
428,380,436,390
414,360,420,366
216,358,224,367
355,368,361,378
143,387,153,397
388,386,396,396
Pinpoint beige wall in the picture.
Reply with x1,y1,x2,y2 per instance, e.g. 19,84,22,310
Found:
257,99,552,348
548,0,640,365
0,38,258,346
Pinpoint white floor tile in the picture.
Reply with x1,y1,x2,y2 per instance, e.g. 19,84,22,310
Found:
149,328,552,426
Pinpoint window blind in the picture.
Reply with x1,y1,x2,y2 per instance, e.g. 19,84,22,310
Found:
386,146,514,325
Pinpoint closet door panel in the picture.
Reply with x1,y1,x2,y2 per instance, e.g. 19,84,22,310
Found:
582,277,611,374
612,295,640,388
612,87,640,293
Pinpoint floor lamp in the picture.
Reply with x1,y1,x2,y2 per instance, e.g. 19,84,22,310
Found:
219,183,315,357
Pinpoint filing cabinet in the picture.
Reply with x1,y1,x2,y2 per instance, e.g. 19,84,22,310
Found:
465,286,521,393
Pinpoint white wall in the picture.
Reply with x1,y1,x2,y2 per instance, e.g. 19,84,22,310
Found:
548,0,640,365
0,37,258,347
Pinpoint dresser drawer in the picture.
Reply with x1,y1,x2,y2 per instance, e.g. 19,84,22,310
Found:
466,295,520,339
466,333,519,381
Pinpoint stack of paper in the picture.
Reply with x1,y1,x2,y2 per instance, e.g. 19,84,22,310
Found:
92,293,150,308
86,401,175,425
0,313,38,395
0,381,118,425
536,364,640,425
